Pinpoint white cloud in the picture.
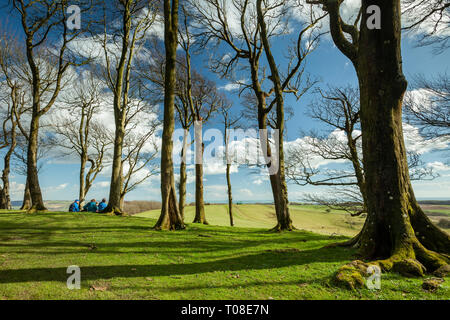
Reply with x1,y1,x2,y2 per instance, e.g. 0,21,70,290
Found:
426,161,450,172
238,188,253,197
403,123,449,154
253,179,264,185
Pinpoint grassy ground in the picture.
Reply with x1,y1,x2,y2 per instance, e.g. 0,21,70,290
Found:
0,210,448,300
137,204,450,236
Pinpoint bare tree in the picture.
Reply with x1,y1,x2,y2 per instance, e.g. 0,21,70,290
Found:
307,0,449,280
120,102,160,209
10,0,95,212
12,133,50,210
404,73,450,145
94,0,157,215
0,33,31,209
154,0,185,230
50,73,113,204
189,0,324,231
402,0,450,52
142,12,221,223
219,102,240,226
286,86,437,216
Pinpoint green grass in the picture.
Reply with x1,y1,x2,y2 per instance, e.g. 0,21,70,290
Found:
0,210,448,300
137,204,366,237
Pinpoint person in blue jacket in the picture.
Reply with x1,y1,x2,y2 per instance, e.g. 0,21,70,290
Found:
69,200,80,212
97,198,107,212
83,199,98,212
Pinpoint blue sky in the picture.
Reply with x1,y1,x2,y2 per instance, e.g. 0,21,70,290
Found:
1,2,449,203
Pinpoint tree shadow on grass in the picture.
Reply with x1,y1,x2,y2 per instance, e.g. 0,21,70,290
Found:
0,246,353,284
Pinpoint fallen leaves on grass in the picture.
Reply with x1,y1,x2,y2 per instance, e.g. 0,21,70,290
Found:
90,284,109,292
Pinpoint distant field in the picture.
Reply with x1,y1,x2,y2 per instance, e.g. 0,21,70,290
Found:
136,204,450,236
139,204,365,237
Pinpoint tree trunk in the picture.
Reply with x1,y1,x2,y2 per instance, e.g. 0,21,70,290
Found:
26,116,46,212
20,179,32,211
255,1,293,231
226,163,234,226
0,187,5,210
193,141,207,224
0,138,14,210
120,193,125,213
79,155,87,205
258,112,293,231
0,115,15,210
334,1,449,278
193,162,207,224
179,161,187,221
178,128,188,221
104,126,125,215
154,0,185,230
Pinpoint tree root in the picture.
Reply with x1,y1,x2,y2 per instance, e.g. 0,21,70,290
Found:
192,219,209,225
26,204,47,214
334,242,450,289
103,208,127,216
325,231,361,249
335,260,369,290
269,222,296,232
153,223,186,231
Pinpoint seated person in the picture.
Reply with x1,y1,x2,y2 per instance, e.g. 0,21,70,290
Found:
97,198,107,212
69,200,80,212
83,199,98,213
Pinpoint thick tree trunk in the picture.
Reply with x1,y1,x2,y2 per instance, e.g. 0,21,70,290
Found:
20,178,32,211
104,126,125,215
179,161,187,221
0,187,5,210
226,163,234,226
26,116,46,212
334,1,449,279
0,123,15,210
154,0,185,230
258,111,293,231
0,146,13,210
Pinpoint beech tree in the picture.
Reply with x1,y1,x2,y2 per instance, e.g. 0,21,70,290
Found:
10,0,94,212
119,108,160,209
286,86,437,216
190,0,323,231
154,0,185,230
402,0,450,52
143,14,220,222
219,102,240,227
404,74,450,145
0,34,30,209
50,74,113,205
93,0,157,215
307,0,450,282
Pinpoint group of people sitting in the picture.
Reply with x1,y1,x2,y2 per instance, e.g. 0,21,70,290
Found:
69,198,108,213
